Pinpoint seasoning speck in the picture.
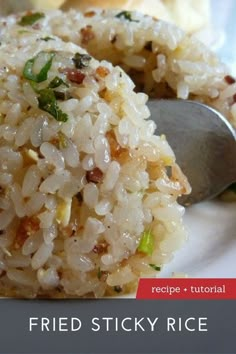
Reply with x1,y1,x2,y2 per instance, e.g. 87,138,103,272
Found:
84,11,96,17
144,41,152,51
65,69,85,84
96,66,110,78
86,168,104,184
225,75,236,85
114,286,122,293
72,53,91,69
80,25,95,45
18,12,45,26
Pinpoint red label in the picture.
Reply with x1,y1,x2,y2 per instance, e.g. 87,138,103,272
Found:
136,278,236,299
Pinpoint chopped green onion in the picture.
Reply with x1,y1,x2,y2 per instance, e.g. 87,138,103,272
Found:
138,230,154,255
48,76,69,89
23,51,55,83
54,91,67,100
149,264,161,271
38,88,68,122
29,81,40,93
115,11,139,22
97,267,102,280
18,12,45,26
40,36,55,42
72,53,92,69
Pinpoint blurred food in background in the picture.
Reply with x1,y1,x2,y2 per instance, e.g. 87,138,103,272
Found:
0,0,65,15
0,0,210,34
62,0,210,33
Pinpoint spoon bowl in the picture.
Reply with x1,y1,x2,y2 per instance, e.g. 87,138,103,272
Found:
148,99,236,205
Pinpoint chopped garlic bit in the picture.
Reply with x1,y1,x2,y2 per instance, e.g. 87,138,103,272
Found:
27,149,39,162
56,197,72,227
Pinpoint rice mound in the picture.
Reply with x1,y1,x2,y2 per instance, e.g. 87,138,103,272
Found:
1,9,235,126
0,29,190,297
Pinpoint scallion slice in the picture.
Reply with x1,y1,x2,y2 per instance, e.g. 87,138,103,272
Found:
38,88,68,122
149,264,161,271
23,51,55,83
72,53,91,69
138,230,154,255
115,11,139,22
48,76,69,89
18,12,45,26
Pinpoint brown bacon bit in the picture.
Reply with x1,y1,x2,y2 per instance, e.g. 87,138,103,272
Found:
86,168,104,184
225,75,236,85
233,93,236,103
64,68,85,84
14,216,40,249
84,11,96,17
96,66,110,78
80,25,95,45
93,242,108,254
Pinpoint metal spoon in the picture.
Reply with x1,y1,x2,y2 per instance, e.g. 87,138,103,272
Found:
147,99,236,206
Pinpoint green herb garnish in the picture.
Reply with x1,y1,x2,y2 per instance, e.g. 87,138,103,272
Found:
72,53,92,69
23,51,55,83
115,11,139,22
54,91,66,100
38,88,68,122
40,36,55,42
149,264,161,271
18,12,45,26
48,76,69,89
138,230,154,255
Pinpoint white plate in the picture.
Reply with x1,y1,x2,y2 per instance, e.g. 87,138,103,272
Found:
161,200,236,278
160,0,236,280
